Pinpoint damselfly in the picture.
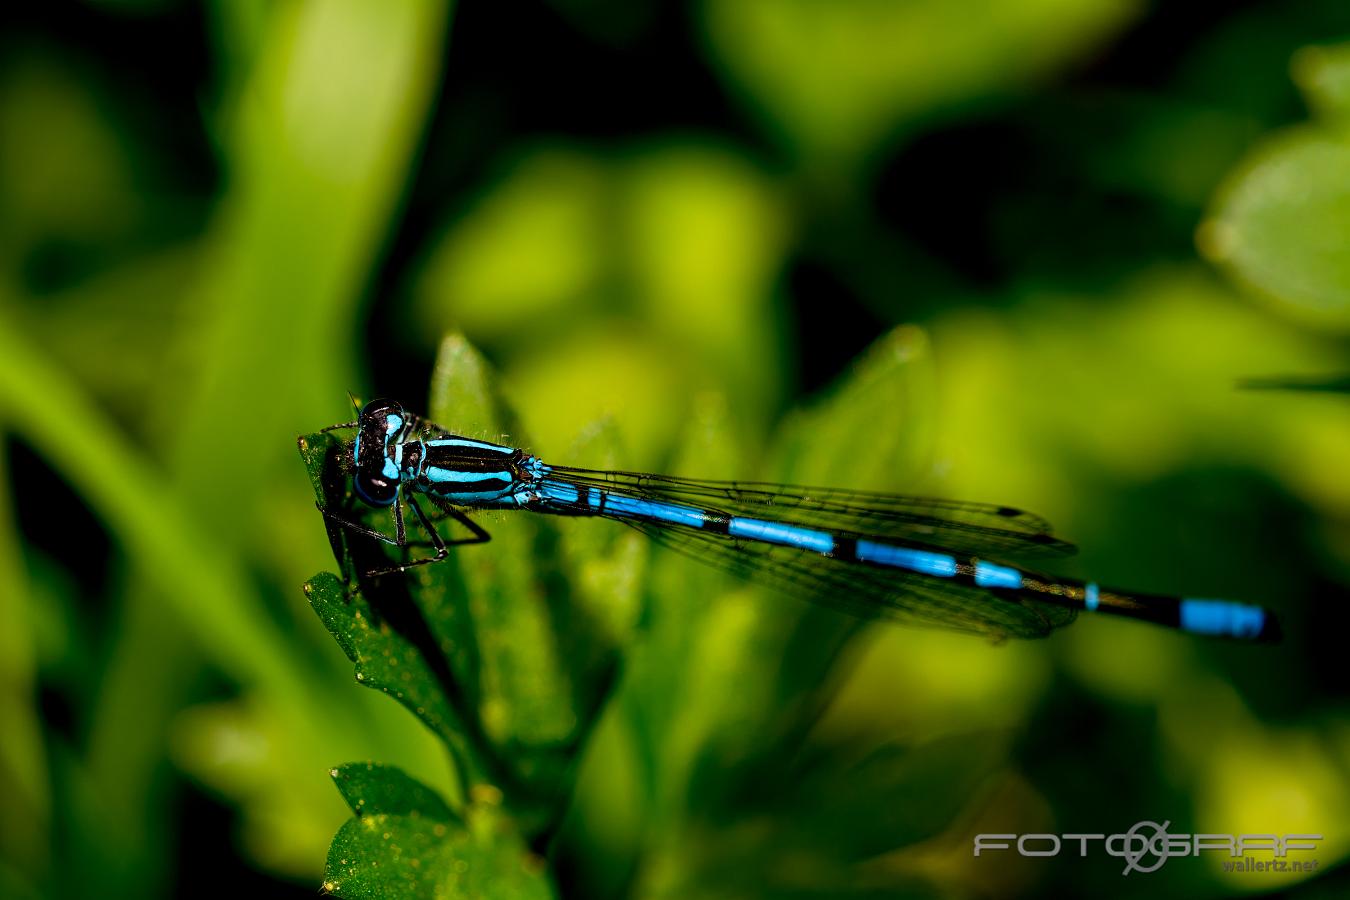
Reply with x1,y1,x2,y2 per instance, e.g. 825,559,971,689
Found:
314,399,1279,642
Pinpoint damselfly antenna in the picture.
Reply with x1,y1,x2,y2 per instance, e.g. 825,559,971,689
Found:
319,392,365,432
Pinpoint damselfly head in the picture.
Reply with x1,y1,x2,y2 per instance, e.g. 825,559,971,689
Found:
352,398,406,508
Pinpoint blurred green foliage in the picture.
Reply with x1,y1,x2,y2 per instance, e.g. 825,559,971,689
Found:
1,0,1349,898
702,0,1139,175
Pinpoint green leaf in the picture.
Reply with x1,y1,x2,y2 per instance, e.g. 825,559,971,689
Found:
323,763,554,900
1201,44,1350,330
303,571,485,791
621,330,959,894
1201,128,1350,330
299,333,635,840
332,761,456,821
547,419,646,652
769,324,936,489
745,325,942,729
428,334,630,806
620,392,754,818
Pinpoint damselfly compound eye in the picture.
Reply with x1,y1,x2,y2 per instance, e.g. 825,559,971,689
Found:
352,399,405,507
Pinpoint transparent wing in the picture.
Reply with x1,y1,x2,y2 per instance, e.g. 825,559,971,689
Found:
551,466,1076,560
405,413,456,440
621,518,1077,640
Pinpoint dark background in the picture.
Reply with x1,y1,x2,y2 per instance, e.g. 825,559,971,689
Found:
1,0,1348,897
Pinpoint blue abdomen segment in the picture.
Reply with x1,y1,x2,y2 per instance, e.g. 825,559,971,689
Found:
425,467,512,485
728,517,835,554
1179,598,1268,639
973,561,1024,590
856,541,958,577
537,480,717,529
607,494,714,529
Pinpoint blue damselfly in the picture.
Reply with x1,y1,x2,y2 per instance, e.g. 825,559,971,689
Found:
314,399,1279,642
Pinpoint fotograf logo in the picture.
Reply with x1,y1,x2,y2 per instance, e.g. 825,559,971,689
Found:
973,823,1321,875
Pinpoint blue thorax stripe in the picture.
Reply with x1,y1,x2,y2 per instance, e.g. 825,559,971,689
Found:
435,488,515,503
425,467,513,484
425,437,515,454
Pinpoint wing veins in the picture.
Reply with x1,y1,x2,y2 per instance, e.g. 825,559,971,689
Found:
553,466,1076,559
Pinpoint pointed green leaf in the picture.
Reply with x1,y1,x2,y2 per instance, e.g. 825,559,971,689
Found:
620,392,760,818
331,762,456,821
299,333,630,837
759,324,938,704
323,764,554,900
1202,128,1350,330
1201,46,1350,330
429,335,580,759
303,571,484,787
630,326,945,881
549,419,646,654
428,334,626,807
769,324,935,489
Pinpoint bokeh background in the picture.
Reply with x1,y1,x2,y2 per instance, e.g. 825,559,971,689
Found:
2,0,1350,897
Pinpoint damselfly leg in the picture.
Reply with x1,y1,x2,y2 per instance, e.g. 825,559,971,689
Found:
318,493,491,578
